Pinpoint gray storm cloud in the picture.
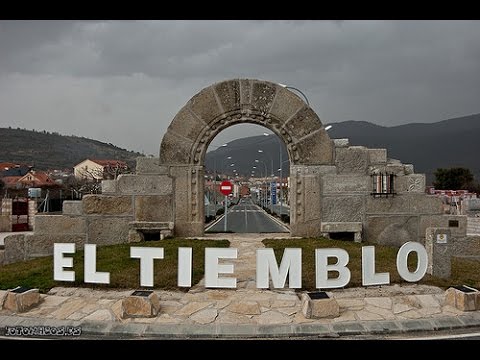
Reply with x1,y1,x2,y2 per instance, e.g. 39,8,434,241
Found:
0,20,479,155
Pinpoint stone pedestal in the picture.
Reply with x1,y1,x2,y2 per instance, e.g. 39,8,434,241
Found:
3,287,40,312
425,227,452,279
301,292,339,319
122,290,161,318
445,285,480,311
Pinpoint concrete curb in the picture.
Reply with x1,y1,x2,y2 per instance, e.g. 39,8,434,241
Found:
2,313,480,338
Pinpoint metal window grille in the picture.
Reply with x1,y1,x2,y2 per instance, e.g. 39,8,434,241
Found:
371,173,396,198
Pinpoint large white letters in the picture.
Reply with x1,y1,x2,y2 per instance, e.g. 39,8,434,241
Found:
178,247,192,287
256,248,302,288
130,247,164,287
396,241,428,282
84,244,110,284
205,248,237,288
53,243,75,282
362,246,390,286
315,248,351,289
52,242,430,289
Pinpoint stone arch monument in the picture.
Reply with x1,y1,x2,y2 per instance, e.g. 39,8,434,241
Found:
159,79,333,237
1,78,469,265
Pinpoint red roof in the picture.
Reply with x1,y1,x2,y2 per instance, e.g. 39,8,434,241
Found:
2,176,22,186
18,171,56,187
0,162,17,170
91,159,128,167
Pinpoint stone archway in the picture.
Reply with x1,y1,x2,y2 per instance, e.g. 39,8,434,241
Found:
159,79,334,237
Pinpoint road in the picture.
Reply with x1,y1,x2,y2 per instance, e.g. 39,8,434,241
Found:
206,199,289,233
338,327,480,340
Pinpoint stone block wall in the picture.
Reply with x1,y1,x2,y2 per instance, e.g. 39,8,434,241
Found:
0,157,178,264
0,215,11,232
467,217,480,235
321,141,459,246
454,235,480,258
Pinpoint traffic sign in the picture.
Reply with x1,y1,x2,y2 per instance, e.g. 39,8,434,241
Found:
220,181,233,196
271,182,277,205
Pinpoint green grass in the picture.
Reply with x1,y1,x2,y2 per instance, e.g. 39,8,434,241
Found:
0,239,229,293
3,237,477,293
263,237,480,291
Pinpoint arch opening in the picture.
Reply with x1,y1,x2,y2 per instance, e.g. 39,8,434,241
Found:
203,124,290,233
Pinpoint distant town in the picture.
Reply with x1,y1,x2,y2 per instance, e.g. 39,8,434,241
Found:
1,112,480,234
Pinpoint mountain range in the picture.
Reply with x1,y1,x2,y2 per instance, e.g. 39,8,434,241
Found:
1,113,478,185
0,127,142,170
205,113,480,184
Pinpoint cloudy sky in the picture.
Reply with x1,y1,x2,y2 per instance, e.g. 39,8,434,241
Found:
1,20,479,155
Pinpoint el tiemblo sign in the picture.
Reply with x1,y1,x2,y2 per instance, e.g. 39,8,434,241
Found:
53,242,428,289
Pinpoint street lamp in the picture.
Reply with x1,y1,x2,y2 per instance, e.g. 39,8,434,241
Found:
277,158,290,211
258,144,276,213
255,159,268,208
278,83,310,106
208,144,228,217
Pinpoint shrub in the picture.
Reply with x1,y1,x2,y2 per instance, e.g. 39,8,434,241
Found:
205,215,215,223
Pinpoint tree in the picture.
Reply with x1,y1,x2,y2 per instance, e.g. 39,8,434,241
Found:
433,167,474,190
64,174,100,198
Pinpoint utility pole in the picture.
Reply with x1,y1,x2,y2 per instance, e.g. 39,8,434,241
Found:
224,195,228,232
270,158,274,214
279,137,283,217
213,160,217,216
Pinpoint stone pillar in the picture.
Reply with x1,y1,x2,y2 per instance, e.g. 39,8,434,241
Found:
290,165,330,237
170,165,205,237
1,199,13,232
28,200,37,230
1,198,12,215
425,227,452,279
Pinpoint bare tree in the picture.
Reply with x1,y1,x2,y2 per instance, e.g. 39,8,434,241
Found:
103,162,131,180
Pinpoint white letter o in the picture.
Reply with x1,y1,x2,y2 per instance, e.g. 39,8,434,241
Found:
396,242,428,282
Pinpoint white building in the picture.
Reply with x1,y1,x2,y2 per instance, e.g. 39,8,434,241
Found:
73,159,128,180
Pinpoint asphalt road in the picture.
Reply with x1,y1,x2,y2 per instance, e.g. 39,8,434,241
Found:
205,199,289,233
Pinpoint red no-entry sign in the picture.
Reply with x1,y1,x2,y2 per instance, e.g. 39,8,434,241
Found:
220,180,233,196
